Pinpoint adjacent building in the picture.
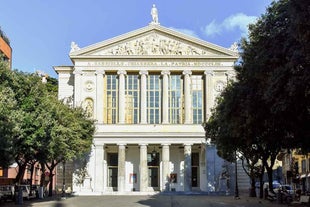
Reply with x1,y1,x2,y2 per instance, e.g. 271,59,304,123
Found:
278,150,310,193
54,8,238,195
0,27,12,69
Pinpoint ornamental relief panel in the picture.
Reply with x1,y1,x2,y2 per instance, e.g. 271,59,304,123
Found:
84,80,95,92
90,33,222,56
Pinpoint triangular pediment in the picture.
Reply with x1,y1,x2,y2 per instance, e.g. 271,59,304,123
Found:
70,25,238,58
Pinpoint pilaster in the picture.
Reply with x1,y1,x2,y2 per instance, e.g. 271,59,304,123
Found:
96,71,105,124
73,70,83,107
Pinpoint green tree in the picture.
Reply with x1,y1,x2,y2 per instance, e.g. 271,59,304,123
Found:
0,63,95,191
206,0,309,196
36,94,95,196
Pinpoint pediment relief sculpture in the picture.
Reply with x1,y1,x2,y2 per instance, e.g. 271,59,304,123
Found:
89,33,223,56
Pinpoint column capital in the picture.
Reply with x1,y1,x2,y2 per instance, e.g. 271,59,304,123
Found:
139,143,148,146
117,143,127,147
204,70,214,76
73,70,83,75
117,70,127,75
225,71,236,81
94,144,105,149
161,70,170,76
139,70,149,76
95,70,105,75
161,143,171,146
182,70,192,76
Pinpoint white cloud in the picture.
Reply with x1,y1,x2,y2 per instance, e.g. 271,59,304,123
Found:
202,20,222,37
202,13,257,37
169,27,199,38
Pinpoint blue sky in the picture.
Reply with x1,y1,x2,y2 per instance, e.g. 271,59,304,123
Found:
0,0,273,78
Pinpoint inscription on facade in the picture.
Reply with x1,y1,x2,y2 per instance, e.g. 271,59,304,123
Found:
87,61,222,67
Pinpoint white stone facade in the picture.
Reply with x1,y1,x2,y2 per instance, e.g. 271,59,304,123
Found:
54,24,238,195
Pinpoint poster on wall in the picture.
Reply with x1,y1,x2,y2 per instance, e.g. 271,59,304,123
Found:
130,173,137,183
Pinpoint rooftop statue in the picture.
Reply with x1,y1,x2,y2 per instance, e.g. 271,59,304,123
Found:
150,4,159,25
70,41,80,53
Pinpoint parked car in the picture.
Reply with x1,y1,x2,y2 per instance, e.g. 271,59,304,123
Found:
0,185,15,201
15,185,36,200
274,184,294,195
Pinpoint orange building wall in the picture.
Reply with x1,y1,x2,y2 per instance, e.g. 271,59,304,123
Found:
0,36,11,59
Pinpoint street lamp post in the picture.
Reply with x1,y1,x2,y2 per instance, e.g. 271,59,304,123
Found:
234,151,239,199
62,160,66,199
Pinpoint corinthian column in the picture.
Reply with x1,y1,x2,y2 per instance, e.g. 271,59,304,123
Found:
118,70,126,124
204,70,214,122
161,70,170,124
96,71,105,124
183,70,192,124
139,71,148,124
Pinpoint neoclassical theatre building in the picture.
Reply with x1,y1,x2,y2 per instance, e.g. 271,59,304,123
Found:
54,10,238,195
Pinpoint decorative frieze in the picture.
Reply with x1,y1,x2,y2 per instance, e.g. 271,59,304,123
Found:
92,33,220,56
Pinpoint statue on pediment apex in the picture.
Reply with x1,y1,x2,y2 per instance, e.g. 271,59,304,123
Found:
150,4,159,25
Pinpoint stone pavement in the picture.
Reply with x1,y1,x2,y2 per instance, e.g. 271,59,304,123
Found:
0,194,304,207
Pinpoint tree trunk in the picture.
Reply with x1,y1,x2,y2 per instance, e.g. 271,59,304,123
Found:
259,170,264,199
29,162,35,196
46,160,57,197
48,173,54,196
39,162,46,187
249,177,256,197
266,166,274,192
15,162,27,184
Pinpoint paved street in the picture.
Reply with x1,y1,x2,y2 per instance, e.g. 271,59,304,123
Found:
0,194,291,207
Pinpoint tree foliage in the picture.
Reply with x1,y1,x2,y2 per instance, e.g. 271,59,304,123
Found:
0,61,95,187
206,0,310,195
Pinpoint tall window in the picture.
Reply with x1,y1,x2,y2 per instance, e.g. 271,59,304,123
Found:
125,74,139,124
169,75,183,124
105,75,118,124
147,75,161,124
191,75,204,124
